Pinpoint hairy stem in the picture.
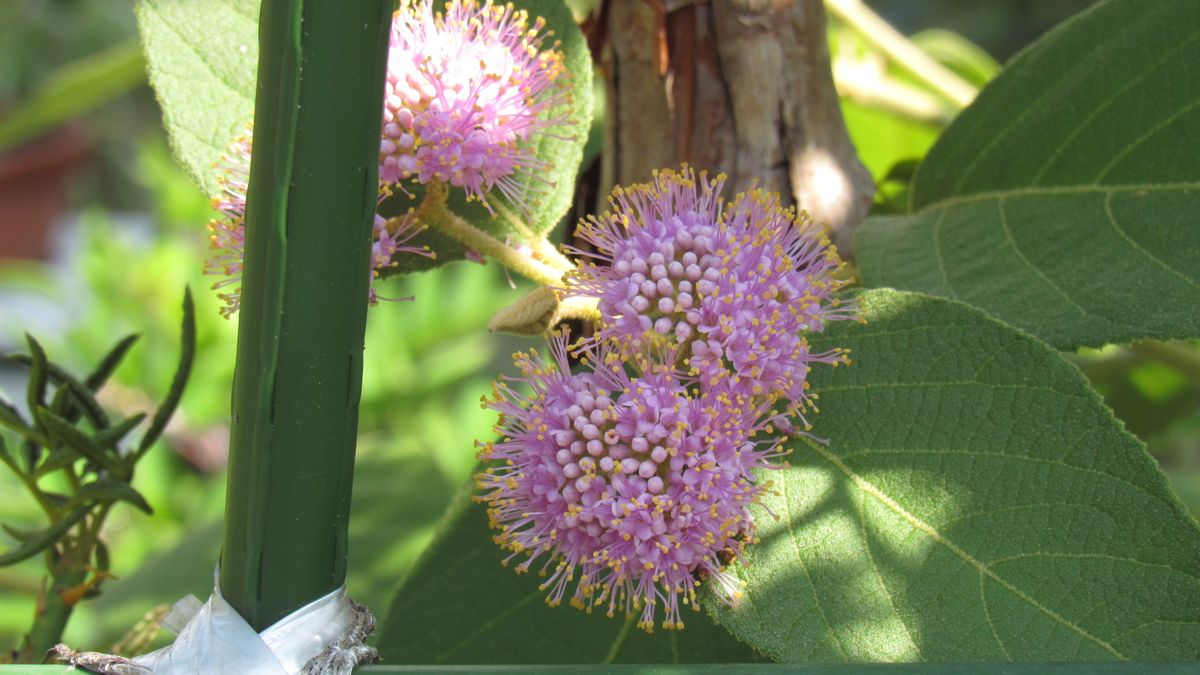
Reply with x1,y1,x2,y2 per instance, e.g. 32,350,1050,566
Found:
415,183,570,287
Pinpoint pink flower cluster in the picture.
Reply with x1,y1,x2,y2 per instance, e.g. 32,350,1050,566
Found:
205,0,570,316
476,167,856,631
380,0,570,211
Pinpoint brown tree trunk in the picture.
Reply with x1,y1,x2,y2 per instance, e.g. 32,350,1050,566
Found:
600,0,873,255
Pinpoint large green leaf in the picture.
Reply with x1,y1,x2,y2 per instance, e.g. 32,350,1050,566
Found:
135,0,258,197
708,289,1200,661
376,484,764,665
855,0,1200,349
137,0,592,270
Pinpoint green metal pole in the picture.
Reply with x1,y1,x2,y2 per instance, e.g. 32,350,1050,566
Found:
219,0,393,630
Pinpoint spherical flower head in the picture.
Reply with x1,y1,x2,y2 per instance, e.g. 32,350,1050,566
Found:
379,0,570,211
475,335,781,631
567,166,857,413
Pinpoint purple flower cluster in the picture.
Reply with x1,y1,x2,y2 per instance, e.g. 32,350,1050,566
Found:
380,0,570,211
205,0,570,316
476,167,856,631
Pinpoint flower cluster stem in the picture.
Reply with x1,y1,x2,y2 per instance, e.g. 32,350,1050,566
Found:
415,182,571,287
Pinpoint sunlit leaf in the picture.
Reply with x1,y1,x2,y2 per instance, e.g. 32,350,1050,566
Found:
856,0,1200,349
708,289,1200,661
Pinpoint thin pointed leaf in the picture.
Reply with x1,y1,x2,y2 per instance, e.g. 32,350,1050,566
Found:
137,289,195,456
39,409,124,476
71,478,153,515
23,335,49,429
94,413,147,450
95,540,111,572
2,521,37,543
35,446,82,477
5,355,110,430
85,334,140,391
0,507,89,567
0,392,29,430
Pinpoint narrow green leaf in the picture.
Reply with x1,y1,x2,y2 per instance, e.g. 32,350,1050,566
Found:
35,447,82,477
707,289,1200,661
856,0,1200,349
137,288,195,455
94,412,147,450
2,521,37,543
71,478,154,515
39,409,124,476
0,507,89,567
5,354,111,430
23,335,49,429
377,484,764,665
86,334,140,392
0,392,27,430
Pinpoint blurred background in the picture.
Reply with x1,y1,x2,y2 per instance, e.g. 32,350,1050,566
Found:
0,0,1195,654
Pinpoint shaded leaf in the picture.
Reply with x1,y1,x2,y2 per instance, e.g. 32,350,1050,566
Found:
39,410,124,476
856,0,1200,349
377,484,764,665
137,288,195,456
23,335,49,430
5,354,110,430
0,507,89,567
86,334,141,392
72,479,154,515
707,289,1200,661
94,413,148,449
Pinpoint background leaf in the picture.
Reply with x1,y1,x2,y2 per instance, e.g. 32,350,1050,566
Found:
134,0,257,197
707,289,1200,661
855,0,1200,349
376,484,764,665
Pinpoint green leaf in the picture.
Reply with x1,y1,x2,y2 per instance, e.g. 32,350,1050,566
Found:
134,0,258,197
707,289,1200,661
85,334,140,392
93,413,148,449
137,288,196,456
0,507,89,567
39,410,124,477
71,479,154,515
0,40,147,152
5,353,111,431
23,335,49,430
855,0,1200,349
377,484,764,665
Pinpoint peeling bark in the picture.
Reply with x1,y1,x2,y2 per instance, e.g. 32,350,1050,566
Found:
603,0,873,255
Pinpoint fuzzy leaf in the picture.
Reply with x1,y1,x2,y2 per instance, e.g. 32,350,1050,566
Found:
86,334,141,392
377,485,764,665
134,0,258,197
707,289,1200,661
855,0,1200,349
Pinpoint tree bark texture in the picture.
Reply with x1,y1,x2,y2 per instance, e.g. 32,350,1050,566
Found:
601,0,873,255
